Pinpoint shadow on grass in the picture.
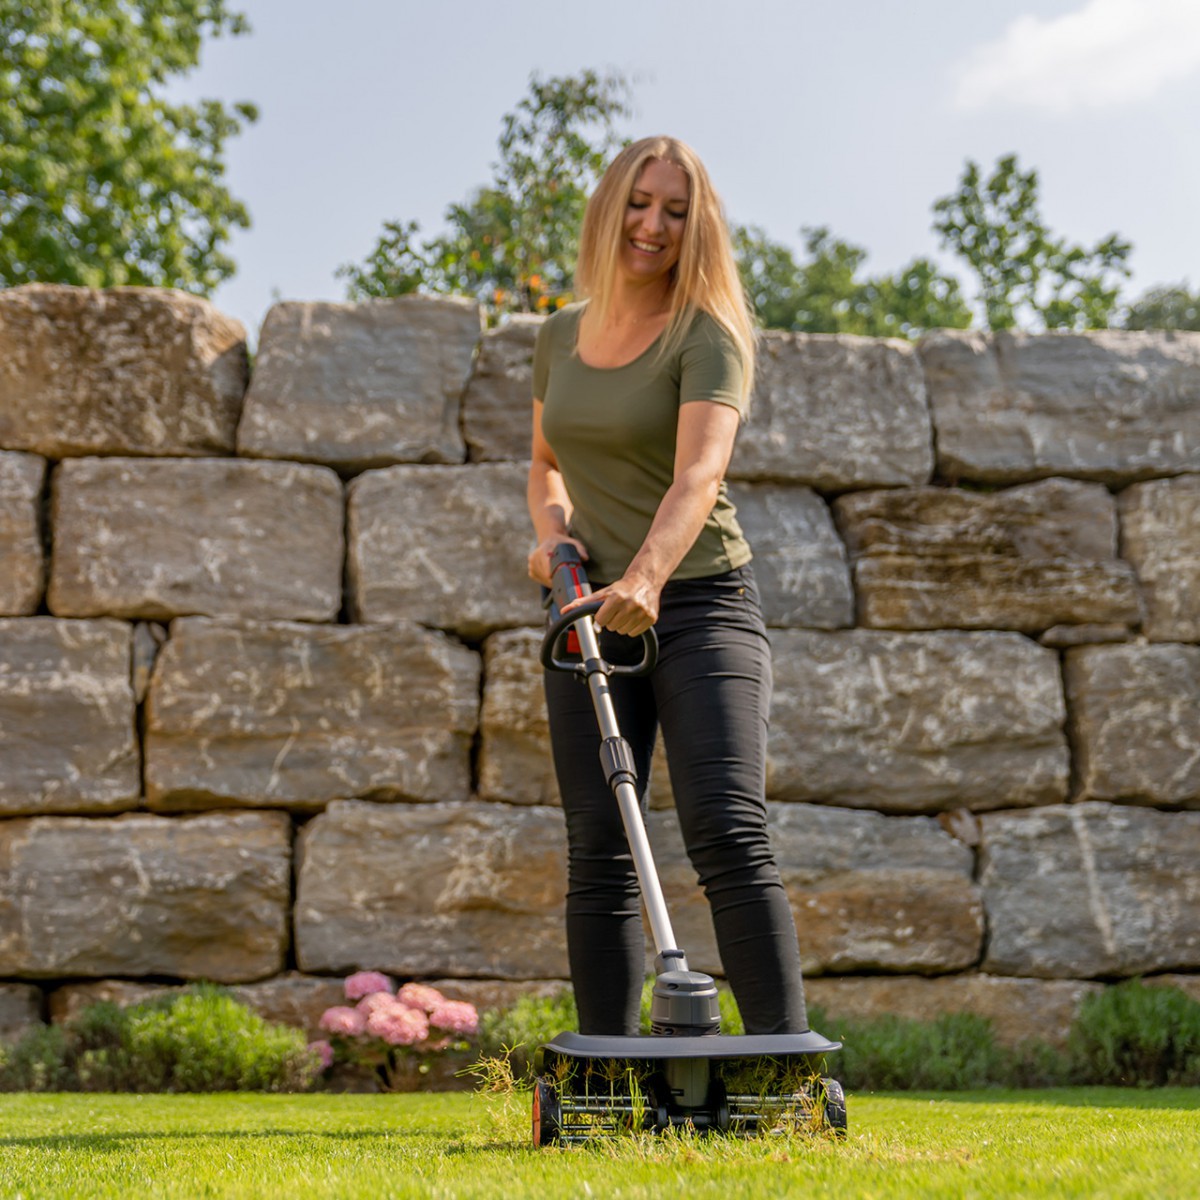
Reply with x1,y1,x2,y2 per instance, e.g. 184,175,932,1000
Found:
0,1128,471,1154
867,1087,1200,1110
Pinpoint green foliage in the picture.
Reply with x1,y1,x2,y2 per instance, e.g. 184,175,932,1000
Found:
474,988,578,1082
1067,979,1200,1087
0,0,256,292
1123,283,1200,331
471,980,1200,1093
933,153,1131,331
339,70,630,320
734,225,972,338
0,985,320,1093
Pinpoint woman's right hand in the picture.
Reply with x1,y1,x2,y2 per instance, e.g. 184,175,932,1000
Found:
527,534,588,588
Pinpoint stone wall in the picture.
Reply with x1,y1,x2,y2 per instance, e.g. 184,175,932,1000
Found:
2,282,1200,1048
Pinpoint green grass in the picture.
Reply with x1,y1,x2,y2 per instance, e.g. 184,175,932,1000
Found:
0,1090,1196,1198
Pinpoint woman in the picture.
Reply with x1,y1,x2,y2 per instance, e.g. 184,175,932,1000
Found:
526,135,808,1038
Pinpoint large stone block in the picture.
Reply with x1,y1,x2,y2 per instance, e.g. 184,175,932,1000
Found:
462,316,539,461
980,803,1200,977
0,451,45,615
731,484,854,628
478,629,558,807
804,975,1100,1048
0,284,247,457
47,457,344,621
729,333,933,488
920,329,1200,484
0,811,291,981
1064,643,1200,808
48,973,348,1038
834,478,1141,632
652,803,983,977
237,297,481,469
145,618,479,811
477,629,672,812
0,983,44,1042
294,800,569,979
347,463,541,636
767,630,1068,812
0,619,139,816
1118,475,1200,642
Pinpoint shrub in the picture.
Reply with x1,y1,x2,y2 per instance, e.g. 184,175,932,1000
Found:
474,990,577,1083
1067,979,1200,1087
0,985,321,1093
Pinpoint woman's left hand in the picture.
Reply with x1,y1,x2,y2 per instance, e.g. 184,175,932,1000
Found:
563,573,661,637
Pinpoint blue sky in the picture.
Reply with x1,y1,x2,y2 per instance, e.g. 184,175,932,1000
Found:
174,0,1200,339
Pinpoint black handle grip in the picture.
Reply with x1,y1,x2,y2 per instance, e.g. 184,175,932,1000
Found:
539,545,658,677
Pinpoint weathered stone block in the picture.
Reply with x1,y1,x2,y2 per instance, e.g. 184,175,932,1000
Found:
145,618,479,811
731,484,854,628
348,463,540,636
0,983,44,1042
1065,643,1200,807
920,329,1200,484
729,333,933,487
47,457,344,621
0,618,139,816
462,316,539,461
0,450,45,614
0,811,291,981
804,975,1100,1048
1118,475,1200,642
477,629,673,811
980,803,1200,977
478,629,557,806
295,800,569,979
49,973,349,1037
834,478,1141,632
0,284,247,457
237,297,481,469
767,630,1068,812
653,803,983,977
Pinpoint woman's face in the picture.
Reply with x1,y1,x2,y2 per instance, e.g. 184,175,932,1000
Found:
619,158,690,287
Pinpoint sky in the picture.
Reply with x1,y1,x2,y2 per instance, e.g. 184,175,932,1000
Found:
173,0,1200,340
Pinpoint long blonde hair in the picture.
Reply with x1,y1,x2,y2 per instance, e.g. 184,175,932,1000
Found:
575,135,756,405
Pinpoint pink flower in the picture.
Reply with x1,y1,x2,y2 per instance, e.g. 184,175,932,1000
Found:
429,999,478,1036
396,982,446,1013
366,1003,429,1046
318,1006,367,1037
345,970,393,1000
356,992,399,1017
308,1039,335,1070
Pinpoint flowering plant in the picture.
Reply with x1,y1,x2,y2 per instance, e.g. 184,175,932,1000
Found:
311,972,479,1091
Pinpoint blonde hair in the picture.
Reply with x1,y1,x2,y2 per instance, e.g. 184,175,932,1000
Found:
575,135,756,404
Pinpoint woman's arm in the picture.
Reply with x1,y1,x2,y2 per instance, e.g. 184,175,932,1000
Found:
565,400,741,635
526,399,587,586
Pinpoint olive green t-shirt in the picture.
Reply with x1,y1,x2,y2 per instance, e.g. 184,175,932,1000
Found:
533,302,752,583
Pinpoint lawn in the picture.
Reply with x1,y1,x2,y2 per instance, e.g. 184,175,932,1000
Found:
0,1089,1197,1199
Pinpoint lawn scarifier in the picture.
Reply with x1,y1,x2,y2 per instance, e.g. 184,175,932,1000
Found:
531,546,846,1146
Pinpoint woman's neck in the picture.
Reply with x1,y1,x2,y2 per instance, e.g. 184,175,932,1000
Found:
603,275,674,326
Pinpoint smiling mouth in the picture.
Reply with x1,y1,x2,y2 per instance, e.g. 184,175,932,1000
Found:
630,240,663,253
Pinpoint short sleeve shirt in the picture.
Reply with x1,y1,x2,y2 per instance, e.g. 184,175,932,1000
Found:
533,302,752,583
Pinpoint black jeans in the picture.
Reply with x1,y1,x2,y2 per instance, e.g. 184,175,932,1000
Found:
544,565,808,1036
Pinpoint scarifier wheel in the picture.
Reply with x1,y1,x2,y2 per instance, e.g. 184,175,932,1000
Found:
821,1076,848,1136
532,1076,562,1148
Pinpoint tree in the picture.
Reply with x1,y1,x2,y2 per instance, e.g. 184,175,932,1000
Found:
0,0,257,293
735,225,971,338
1123,284,1200,332
340,70,631,319
932,154,1131,332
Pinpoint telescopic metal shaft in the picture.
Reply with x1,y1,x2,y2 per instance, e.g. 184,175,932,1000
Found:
572,614,683,964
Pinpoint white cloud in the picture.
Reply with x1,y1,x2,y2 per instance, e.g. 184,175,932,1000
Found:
952,0,1200,114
